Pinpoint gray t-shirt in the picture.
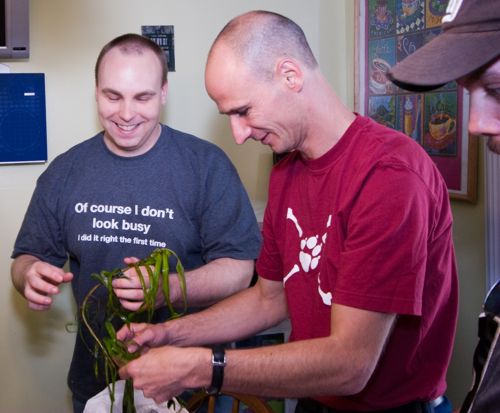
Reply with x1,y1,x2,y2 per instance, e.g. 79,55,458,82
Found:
12,124,261,402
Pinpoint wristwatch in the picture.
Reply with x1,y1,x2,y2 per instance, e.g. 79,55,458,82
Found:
206,345,227,395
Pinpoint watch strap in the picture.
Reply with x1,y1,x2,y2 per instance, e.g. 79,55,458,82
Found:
206,345,226,395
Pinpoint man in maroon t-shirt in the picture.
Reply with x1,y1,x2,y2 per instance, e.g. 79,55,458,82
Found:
116,10,459,413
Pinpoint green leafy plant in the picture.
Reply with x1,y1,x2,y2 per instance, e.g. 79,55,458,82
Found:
81,248,187,413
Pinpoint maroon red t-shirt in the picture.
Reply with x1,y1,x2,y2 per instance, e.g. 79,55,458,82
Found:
256,115,458,411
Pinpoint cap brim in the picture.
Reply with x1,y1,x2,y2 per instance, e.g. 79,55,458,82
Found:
388,31,500,92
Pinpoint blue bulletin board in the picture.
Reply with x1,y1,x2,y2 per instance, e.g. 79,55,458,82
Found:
0,73,47,164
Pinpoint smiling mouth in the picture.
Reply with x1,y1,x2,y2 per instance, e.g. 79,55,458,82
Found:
115,122,140,132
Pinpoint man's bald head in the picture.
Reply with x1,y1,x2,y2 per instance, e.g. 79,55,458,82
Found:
208,10,317,80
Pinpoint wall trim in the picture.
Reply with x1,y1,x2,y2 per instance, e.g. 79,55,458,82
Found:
485,146,500,290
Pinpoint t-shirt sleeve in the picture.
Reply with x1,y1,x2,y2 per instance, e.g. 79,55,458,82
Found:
255,165,286,281
198,150,261,263
333,163,436,316
11,168,68,267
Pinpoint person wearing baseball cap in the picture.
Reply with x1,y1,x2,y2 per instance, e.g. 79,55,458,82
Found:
388,0,500,155
391,2,500,412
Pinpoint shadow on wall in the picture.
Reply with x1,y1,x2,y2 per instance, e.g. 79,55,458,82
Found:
10,284,77,357
207,114,273,206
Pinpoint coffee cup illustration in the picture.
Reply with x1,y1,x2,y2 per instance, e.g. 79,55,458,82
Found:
429,113,456,140
369,58,391,94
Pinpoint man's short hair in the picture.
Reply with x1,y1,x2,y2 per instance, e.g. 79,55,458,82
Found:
94,33,168,86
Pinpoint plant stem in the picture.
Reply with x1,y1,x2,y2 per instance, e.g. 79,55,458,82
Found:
123,378,135,413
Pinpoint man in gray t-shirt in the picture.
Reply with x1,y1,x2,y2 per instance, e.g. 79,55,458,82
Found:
10,33,261,413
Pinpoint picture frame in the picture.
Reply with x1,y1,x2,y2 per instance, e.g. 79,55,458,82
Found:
354,0,478,202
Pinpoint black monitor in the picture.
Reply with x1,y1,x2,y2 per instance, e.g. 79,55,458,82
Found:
0,0,29,59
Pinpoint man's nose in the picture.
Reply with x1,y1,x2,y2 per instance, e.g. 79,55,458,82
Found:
468,91,499,138
229,115,252,145
119,100,135,121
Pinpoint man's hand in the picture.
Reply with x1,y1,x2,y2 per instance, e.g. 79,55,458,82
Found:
116,322,172,353
13,257,73,311
112,257,166,311
119,346,211,404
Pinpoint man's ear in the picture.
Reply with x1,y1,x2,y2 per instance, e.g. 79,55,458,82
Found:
160,81,168,104
276,59,304,91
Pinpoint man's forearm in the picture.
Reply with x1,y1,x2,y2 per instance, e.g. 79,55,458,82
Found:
169,258,255,308
203,307,395,398
166,278,288,347
222,337,357,398
121,332,381,405
119,288,395,403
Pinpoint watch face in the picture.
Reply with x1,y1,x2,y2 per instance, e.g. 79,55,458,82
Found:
212,346,226,364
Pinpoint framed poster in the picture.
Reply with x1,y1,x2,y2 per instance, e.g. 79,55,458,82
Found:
354,0,478,202
141,25,175,72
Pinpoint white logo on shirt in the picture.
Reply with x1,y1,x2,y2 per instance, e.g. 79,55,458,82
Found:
284,207,333,306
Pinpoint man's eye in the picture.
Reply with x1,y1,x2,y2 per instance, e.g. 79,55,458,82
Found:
238,108,249,117
486,87,500,100
106,94,120,101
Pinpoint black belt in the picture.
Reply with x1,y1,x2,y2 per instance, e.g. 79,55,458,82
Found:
296,396,444,413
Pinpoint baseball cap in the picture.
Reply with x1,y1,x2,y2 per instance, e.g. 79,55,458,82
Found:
388,0,500,92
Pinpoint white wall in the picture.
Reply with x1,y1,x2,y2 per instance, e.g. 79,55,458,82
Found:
0,1,484,412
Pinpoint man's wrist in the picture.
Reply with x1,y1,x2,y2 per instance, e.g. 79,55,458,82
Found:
205,345,226,395
158,274,181,307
